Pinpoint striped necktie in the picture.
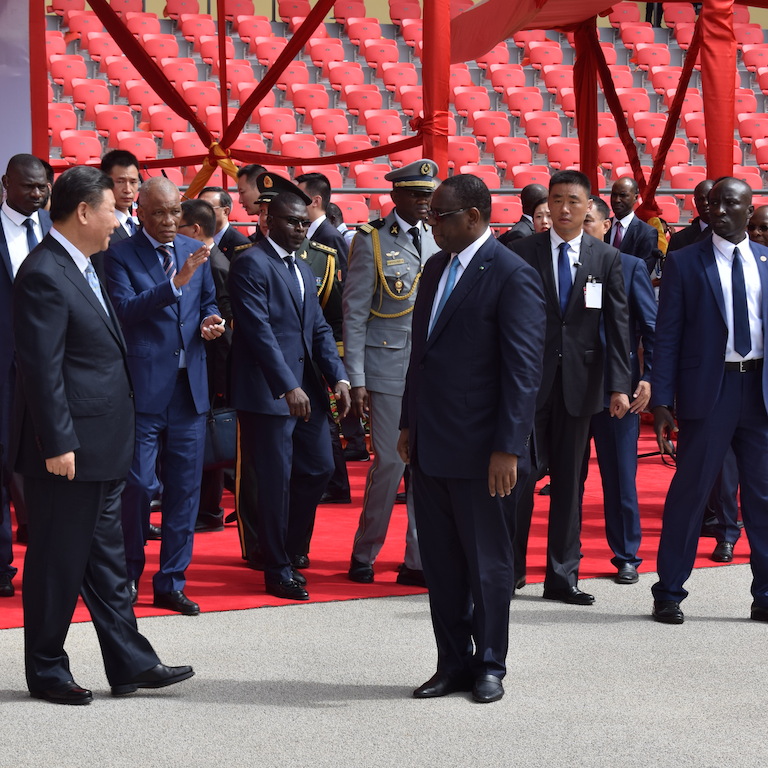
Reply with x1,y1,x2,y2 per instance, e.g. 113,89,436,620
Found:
157,245,176,281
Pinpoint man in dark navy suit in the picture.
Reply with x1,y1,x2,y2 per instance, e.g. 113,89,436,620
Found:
229,192,350,601
105,177,224,615
199,185,251,262
581,196,657,585
0,153,51,596
651,177,768,625
497,182,548,248
668,179,713,253
398,174,545,704
100,149,140,243
13,166,192,704
606,176,660,273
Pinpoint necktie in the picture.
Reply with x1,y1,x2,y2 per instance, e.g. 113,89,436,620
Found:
283,254,303,305
732,246,751,357
429,255,461,335
558,241,572,315
85,263,108,313
157,245,176,282
612,222,622,248
23,218,38,253
409,225,421,255
126,217,137,236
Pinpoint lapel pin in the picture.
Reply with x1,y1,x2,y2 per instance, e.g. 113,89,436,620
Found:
761,256,767,262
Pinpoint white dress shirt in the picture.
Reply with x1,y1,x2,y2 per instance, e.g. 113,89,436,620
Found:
1,202,44,277
268,236,305,302
549,229,583,298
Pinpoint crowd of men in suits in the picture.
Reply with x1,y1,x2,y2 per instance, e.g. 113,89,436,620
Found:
2,149,768,706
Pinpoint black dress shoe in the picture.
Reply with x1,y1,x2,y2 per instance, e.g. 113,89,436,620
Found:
413,672,473,698
195,515,224,532
265,579,309,601
31,680,93,705
16,524,28,544
711,541,734,562
343,448,370,461
750,604,768,622
153,590,200,615
128,580,138,606
291,554,310,569
320,491,352,504
652,600,684,624
615,563,639,584
395,491,407,503
543,586,595,605
224,510,238,524
147,524,162,541
514,576,526,590
396,564,427,587
0,574,14,598
539,483,551,496
348,557,374,583
244,555,265,571
111,663,195,696
291,567,307,586
473,674,504,703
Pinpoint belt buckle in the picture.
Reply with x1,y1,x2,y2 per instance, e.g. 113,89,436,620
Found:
738,360,747,373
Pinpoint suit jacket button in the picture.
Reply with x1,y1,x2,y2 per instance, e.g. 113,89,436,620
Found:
174,350,179,356
299,356,304,362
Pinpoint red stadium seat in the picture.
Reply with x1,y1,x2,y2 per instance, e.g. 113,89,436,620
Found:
476,43,510,75
163,0,200,21
742,44,768,73
94,104,135,148
328,61,365,94
738,113,768,149
361,38,400,78
308,108,350,145
511,165,551,188
49,54,88,97
148,104,188,149
279,135,321,159
308,39,345,78
116,131,158,162
656,196,680,224
649,65,683,95
66,11,104,44
161,58,199,91
609,2,641,26
734,88,758,116
459,165,501,189
448,65,474,101
353,167,392,198
124,12,162,38
599,41,618,66
662,87,703,113
542,65,574,97
236,84,277,117
334,135,374,166
471,111,511,147
199,36,236,74
363,110,403,143
60,130,102,165
342,84,384,117
734,23,765,50
681,111,706,148
171,131,206,158
71,78,110,123
618,22,655,53
673,22,696,51
488,64,526,95
49,103,78,148
105,56,141,98
597,137,630,173
237,16,273,48
335,2,368,25
616,88,651,123
346,18,382,48
384,136,423,168
734,165,763,190
224,0,256,22
527,40,563,70
607,65,635,89
753,137,768,171
522,112,563,150
274,62,310,95
634,43,671,72
46,30,67,60
451,0,474,17
389,1,422,26
491,195,523,229
545,137,581,170
225,60,257,94
401,19,423,50
651,136,689,172
277,0,311,22
512,29,547,52
447,136,480,169
141,33,179,61
491,137,532,172
110,0,145,15
83,33,121,70
595,112,618,139
47,0,86,20
254,36,288,68
290,83,330,117
348,162,391,181
126,80,164,121
661,2,696,29
381,62,419,95
668,166,708,193
334,194,369,224
503,86,544,118
204,106,224,137
179,14,216,48
182,81,222,114
633,113,668,149
230,132,267,154
453,86,491,120
256,108,297,141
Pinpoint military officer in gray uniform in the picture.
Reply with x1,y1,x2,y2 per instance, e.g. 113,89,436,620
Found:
343,159,440,586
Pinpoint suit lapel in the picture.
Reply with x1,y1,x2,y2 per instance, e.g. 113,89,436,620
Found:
534,233,559,312
391,217,419,260
415,251,448,352
0,219,13,284
700,238,727,325
265,242,304,321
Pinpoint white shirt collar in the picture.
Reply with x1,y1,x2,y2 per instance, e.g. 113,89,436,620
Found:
49,227,90,273
307,214,326,241
616,211,635,229
1,202,40,228
394,211,422,235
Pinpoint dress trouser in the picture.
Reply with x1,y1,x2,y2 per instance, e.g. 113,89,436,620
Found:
412,454,528,680
652,368,768,606
23,477,159,691
705,447,741,544
351,390,421,570
237,395,333,585
514,368,591,590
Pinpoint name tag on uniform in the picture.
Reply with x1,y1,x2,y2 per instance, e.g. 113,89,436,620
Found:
584,278,603,309
386,257,405,266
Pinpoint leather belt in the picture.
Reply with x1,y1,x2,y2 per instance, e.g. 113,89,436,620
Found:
724,358,763,372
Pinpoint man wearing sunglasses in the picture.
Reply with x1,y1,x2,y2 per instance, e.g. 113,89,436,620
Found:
343,160,440,588
229,190,350,601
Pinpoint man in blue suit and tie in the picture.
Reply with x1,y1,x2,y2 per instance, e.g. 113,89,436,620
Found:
582,196,657,585
229,192,351,601
105,177,224,615
651,177,768,624
398,174,545,703
0,154,51,597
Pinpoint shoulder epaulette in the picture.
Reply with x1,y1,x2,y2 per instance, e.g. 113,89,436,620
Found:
309,240,337,255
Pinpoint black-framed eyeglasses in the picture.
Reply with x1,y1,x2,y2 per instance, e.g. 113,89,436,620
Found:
177,223,195,230
274,215,311,229
426,207,469,223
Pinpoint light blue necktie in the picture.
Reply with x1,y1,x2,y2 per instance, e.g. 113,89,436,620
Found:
85,263,108,313
429,255,461,335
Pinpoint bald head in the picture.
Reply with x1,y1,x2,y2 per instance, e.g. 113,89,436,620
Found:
3,154,49,216
748,204,768,247
520,183,549,216
708,177,753,244
693,179,714,223
136,176,182,243
610,176,639,220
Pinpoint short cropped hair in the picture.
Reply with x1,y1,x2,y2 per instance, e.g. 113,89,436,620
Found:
101,149,140,175
550,169,591,195
50,166,114,223
294,172,331,210
200,185,233,209
181,198,217,239
438,174,492,222
236,164,267,186
589,195,611,220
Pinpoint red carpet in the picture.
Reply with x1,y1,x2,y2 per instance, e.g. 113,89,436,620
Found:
0,422,748,630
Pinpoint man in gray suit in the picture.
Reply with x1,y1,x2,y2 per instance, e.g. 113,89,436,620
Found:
343,160,440,586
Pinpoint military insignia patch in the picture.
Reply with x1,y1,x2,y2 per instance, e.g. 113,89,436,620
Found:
420,162,431,175
263,175,273,188
390,224,399,236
